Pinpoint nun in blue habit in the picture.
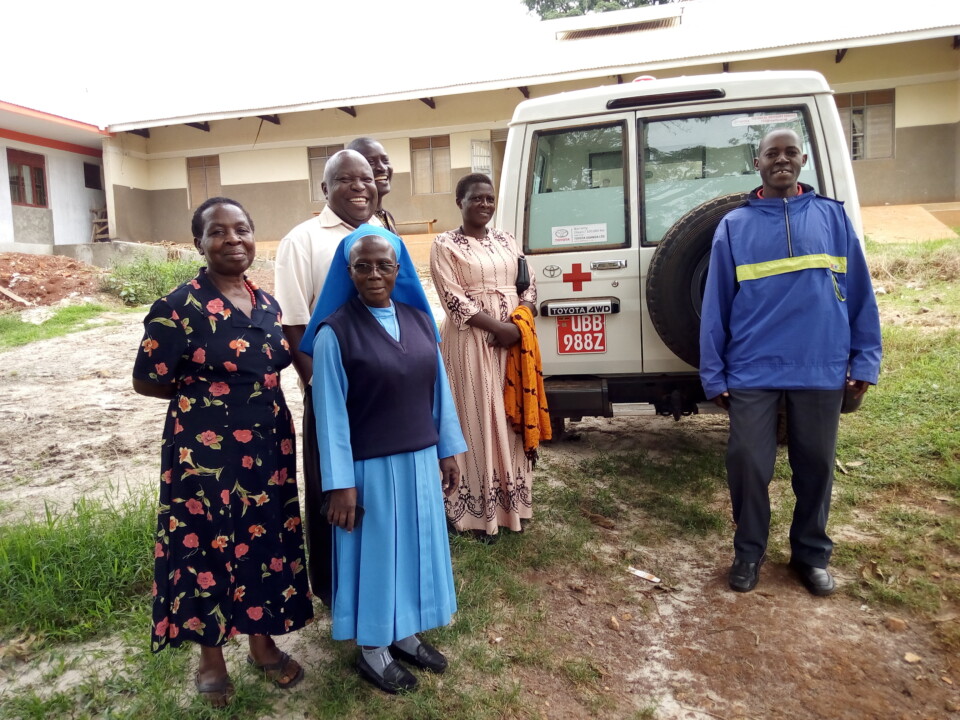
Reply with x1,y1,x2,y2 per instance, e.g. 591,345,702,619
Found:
300,224,466,694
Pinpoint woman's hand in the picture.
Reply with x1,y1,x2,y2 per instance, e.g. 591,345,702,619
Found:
438,456,460,497
466,311,521,348
491,321,521,348
327,487,359,532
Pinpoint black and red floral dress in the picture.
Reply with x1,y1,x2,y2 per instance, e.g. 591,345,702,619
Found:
134,268,313,652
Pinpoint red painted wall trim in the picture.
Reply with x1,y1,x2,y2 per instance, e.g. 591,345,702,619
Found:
0,128,103,158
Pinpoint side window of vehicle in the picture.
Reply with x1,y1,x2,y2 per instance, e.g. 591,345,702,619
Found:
641,109,820,244
525,122,629,253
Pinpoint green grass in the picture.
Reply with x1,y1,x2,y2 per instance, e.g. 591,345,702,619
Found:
0,304,112,349
0,492,155,645
101,256,201,305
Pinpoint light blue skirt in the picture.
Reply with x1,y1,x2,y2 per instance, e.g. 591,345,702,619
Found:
331,446,457,646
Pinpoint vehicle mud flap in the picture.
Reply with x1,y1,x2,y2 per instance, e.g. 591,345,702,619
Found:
646,192,749,368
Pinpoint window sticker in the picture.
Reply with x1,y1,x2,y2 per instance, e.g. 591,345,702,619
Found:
551,223,608,246
732,113,800,127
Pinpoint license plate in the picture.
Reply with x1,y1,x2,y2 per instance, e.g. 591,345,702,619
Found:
557,314,606,354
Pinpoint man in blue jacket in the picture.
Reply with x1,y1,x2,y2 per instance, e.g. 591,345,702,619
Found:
699,128,882,596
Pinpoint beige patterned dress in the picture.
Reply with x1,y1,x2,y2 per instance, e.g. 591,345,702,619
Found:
430,228,538,534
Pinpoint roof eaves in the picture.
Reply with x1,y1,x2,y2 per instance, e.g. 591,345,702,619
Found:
106,21,960,132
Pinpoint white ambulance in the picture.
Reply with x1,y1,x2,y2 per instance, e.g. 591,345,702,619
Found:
497,71,860,430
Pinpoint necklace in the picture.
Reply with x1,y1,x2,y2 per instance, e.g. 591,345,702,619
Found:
244,279,257,308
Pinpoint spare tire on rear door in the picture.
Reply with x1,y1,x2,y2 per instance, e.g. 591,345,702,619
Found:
645,192,749,368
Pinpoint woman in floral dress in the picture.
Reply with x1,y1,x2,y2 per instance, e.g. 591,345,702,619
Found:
133,197,313,707
430,174,538,539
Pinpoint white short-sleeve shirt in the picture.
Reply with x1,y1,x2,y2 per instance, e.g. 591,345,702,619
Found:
273,206,382,327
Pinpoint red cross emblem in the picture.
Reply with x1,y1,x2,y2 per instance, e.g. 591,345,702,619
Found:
562,263,592,292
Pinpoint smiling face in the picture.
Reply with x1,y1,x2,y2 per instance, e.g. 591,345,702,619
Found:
457,181,496,232
755,129,807,199
194,203,255,277
348,235,398,308
351,139,393,201
322,150,378,227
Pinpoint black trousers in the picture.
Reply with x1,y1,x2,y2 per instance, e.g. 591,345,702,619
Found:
302,391,333,607
726,388,844,568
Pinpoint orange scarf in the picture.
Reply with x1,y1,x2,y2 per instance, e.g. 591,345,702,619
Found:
504,305,552,459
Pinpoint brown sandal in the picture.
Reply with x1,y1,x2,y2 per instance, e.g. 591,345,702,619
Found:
246,650,304,689
195,672,235,707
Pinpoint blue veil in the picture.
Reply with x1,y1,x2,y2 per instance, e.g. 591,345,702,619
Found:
299,224,439,355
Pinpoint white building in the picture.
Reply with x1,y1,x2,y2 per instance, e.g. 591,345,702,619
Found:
1,101,108,253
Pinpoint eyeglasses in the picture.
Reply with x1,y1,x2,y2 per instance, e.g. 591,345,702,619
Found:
350,261,398,276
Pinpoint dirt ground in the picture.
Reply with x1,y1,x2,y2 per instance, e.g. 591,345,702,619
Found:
1,252,959,719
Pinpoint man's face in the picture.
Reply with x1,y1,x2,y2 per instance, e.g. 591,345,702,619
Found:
354,140,393,200
754,129,807,198
322,152,378,227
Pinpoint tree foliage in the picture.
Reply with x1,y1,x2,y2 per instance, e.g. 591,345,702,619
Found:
524,0,673,20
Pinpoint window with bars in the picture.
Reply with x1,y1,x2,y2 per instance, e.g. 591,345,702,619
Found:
411,135,451,194
7,149,48,208
187,155,222,208
836,90,894,160
471,140,492,176
308,144,344,201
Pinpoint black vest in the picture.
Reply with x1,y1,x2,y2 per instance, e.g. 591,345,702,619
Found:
323,297,440,460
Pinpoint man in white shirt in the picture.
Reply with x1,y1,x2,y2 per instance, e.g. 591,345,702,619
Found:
274,148,380,604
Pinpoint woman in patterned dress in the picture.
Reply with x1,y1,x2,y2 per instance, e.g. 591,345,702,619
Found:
430,174,539,539
133,197,313,707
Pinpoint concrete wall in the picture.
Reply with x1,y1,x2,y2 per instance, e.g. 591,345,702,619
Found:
48,154,106,245
1,139,105,248
854,123,958,205
11,205,54,245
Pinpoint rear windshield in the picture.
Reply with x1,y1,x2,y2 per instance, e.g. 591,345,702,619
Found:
642,109,819,244
525,121,630,254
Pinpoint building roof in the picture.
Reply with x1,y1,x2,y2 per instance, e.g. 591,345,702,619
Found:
0,101,109,156
89,0,960,131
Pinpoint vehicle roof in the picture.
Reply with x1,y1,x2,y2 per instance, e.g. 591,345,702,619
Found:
510,71,832,125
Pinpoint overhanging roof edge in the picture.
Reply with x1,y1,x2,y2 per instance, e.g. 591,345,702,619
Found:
106,24,960,132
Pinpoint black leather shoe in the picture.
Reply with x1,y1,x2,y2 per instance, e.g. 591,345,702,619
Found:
390,640,448,674
728,555,764,593
789,559,836,597
356,653,418,694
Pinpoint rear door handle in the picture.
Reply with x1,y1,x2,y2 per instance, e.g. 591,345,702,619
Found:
591,260,627,270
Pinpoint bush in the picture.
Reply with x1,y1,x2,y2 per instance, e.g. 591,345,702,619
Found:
101,256,201,305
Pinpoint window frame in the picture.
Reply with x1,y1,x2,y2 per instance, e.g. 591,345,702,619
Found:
7,149,48,208
307,144,345,202
522,118,631,255
835,89,895,161
470,139,492,176
411,135,451,195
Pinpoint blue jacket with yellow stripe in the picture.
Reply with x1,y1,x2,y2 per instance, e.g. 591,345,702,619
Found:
699,184,882,400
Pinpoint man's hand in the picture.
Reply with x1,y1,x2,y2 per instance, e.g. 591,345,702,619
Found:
327,487,358,532
712,391,730,410
439,456,460,497
847,379,870,400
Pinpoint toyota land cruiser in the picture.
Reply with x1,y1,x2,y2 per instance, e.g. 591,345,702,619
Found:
496,71,861,431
